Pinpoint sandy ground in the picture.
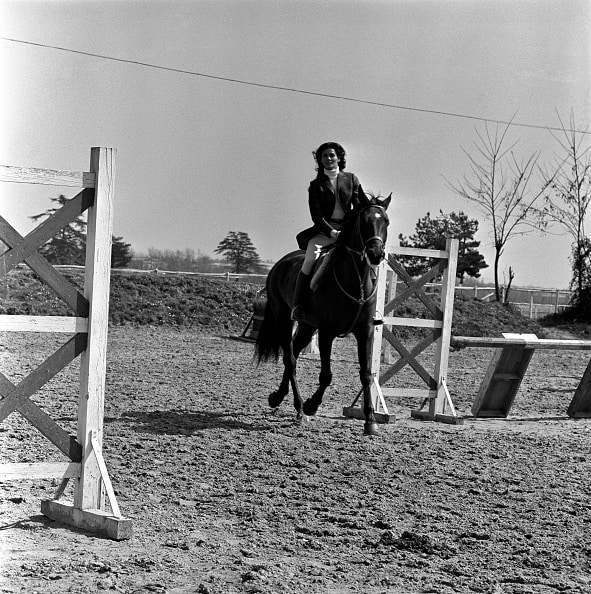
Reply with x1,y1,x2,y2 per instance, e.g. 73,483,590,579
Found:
1,326,591,594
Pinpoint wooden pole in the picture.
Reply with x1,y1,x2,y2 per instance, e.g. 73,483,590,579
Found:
369,254,388,414
429,238,459,419
74,147,116,511
381,266,397,364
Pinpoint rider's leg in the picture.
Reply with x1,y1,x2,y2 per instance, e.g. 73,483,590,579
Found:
291,269,311,321
291,237,323,321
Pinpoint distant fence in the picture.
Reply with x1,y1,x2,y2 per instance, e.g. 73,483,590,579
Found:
51,265,269,286
451,285,571,320
398,282,570,320
51,266,570,319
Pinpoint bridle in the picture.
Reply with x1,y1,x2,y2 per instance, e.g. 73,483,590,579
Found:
344,204,388,265
333,203,388,336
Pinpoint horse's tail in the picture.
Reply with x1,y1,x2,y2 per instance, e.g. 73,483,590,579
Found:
255,298,283,364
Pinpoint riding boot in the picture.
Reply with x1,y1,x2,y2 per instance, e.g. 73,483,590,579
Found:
291,271,311,321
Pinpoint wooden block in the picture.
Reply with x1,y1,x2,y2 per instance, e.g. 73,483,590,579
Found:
41,499,132,541
471,345,535,418
567,357,591,418
410,409,465,425
434,413,465,425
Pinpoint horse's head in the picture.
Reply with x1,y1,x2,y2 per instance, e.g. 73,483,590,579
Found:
341,192,391,265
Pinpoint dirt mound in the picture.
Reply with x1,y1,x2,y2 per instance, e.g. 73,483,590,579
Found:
1,269,261,332
2,269,550,337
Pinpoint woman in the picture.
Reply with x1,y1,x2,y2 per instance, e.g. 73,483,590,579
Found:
292,141,366,321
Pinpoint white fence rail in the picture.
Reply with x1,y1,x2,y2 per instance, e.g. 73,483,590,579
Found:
52,265,268,284
448,285,571,320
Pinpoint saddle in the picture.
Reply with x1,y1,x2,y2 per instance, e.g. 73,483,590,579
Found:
310,245,337,292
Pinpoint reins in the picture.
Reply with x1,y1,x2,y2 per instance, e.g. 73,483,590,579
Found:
332,204,387,337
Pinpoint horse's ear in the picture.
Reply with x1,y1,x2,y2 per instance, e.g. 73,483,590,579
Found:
359,189,370,206
380,193,392,210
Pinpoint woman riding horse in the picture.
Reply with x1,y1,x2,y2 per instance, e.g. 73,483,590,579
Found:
256,144,391,435
292,142,368,321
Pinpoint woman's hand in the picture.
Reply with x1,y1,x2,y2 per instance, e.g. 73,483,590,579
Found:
330,229,340,239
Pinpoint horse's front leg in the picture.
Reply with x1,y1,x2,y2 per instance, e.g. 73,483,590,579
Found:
357,329,378,436
302,330,334,417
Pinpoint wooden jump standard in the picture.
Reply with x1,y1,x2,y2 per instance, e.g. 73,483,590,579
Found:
343,239,463,425
451,333,591,418
0,148,131,540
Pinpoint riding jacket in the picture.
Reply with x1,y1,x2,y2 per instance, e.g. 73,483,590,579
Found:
296,171,365,250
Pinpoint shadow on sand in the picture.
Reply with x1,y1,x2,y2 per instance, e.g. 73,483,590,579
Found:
108,409,275,435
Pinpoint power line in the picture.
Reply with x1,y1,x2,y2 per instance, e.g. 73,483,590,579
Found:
2,36,588,135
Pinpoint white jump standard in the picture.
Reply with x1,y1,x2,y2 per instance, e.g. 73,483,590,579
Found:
343,239,463,425
0,148,131,540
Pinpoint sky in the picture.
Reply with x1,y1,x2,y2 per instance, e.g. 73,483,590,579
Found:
0,0,589,289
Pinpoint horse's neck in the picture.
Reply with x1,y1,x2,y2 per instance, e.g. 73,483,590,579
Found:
334,246,374,290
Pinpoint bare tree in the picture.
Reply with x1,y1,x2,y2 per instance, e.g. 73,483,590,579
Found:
503,266,515,304
446,120,555,300
541,111,591,305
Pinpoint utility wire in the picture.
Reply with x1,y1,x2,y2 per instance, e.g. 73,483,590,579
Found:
2,36,588,135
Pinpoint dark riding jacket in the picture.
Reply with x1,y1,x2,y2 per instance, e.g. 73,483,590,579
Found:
296,171,365,250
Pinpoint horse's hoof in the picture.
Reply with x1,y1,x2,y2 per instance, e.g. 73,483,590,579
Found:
296,412,311,425
268,392,283,409
363,422,379,436
302,399,318,416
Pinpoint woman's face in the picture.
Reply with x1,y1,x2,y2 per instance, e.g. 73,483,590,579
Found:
321,148,339,171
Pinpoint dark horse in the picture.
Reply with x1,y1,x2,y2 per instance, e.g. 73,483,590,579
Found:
255,193,391,435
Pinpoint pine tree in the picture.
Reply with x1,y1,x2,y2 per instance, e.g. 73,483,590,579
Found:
31,195,132,268
398,211,488,283
31,195,87,264
214,231,262,273
111,236,133,268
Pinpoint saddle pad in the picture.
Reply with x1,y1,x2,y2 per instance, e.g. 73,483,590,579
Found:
310,250,334,291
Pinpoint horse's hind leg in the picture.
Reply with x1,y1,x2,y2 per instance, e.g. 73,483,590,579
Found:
302,331,334,417
277,337,306,421
268,367,291,409
289,323,317,417
269,319,311,421
267,310,296,410
292,322,317,358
